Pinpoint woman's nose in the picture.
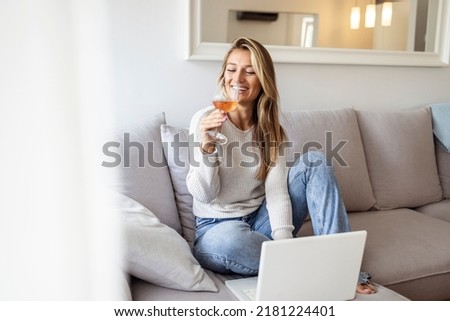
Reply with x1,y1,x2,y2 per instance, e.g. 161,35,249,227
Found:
233,70,244,84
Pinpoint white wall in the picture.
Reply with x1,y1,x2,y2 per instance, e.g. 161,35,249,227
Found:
109,0,450,129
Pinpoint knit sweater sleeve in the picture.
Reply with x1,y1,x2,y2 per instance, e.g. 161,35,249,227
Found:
186,107,220,204
265,155,294,240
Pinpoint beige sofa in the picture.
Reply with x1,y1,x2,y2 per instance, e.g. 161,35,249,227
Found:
107,106,450,301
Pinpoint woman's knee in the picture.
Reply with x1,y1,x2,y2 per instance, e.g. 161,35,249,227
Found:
194,220,266,275
196,221,252,253
299,151,329,168
289,151,338,188
290,151,330,176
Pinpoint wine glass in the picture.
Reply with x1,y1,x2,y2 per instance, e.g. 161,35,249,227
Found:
207,84,240,144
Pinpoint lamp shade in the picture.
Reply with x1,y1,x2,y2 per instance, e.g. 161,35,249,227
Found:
350,6,361,29
382,2,393,26
365,4,376,28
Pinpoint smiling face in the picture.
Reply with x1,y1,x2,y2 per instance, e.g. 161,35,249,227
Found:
223,49,262,108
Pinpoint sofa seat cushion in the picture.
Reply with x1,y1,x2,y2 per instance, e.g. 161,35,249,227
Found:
415,199,450,223
130,271,235,301
356,108,443,210
105,113,181,233
130,271,408,301
281,108,376,212
297,209,450,300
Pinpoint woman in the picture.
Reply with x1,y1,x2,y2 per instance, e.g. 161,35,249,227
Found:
186,37,376,295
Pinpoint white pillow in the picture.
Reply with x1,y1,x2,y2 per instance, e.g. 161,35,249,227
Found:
113,193,217,292
160,124,196,248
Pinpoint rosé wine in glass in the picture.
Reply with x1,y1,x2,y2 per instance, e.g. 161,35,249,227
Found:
208,84,240,144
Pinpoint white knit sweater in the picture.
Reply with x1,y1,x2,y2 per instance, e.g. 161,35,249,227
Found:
186,106,294,240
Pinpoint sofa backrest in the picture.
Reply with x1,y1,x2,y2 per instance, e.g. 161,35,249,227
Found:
356,108,443,210
105,108,445,246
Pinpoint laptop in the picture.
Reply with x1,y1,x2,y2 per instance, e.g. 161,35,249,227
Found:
225,230,367,301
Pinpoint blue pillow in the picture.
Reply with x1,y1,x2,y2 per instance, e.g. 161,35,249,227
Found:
430,103,450,153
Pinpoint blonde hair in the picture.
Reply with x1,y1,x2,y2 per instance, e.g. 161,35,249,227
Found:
218,37,287,180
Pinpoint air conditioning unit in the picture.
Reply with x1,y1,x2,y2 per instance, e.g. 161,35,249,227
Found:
236,11,279,22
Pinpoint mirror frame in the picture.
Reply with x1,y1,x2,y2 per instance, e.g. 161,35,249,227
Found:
186,0,450,67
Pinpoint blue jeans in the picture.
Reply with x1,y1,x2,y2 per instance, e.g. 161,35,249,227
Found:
193,151,350,276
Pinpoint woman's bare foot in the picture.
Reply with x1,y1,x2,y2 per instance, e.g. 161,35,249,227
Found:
356,283,377,294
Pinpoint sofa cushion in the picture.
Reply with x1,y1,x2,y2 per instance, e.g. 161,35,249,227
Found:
436,142,450,199
160,124,195,247
281,108,376,212
104,113,181,233
356,108,443,210
130,269,408,301
131,271,235,301
415,199,450,223
115,192,218,292
298,208,450,300
350,209,450,301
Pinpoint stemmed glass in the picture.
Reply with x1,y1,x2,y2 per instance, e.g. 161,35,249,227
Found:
207,83,240,144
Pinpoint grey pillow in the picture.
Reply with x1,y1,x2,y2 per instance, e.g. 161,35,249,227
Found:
103,113,182,233
115,192,217,292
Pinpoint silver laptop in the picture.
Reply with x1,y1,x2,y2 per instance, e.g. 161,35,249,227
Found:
225,230,367,301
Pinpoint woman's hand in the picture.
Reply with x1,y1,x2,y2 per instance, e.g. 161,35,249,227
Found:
199,109,227,153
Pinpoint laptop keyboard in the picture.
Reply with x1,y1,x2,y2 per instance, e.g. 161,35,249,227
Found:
243,288,257,301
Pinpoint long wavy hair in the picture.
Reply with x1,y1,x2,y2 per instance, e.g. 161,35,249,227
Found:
218,37,287,180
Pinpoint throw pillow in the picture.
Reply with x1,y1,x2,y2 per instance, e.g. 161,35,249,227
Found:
436,142,450,199
114,192,218,292
429,102,450,152
102,113,182,234
160,124,196,248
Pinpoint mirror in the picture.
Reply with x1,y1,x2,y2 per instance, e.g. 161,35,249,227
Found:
186,0,450,66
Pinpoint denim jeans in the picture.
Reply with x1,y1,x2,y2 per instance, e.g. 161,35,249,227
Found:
193,151,350,276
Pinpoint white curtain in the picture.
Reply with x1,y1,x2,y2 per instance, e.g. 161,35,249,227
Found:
0,0,123,300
